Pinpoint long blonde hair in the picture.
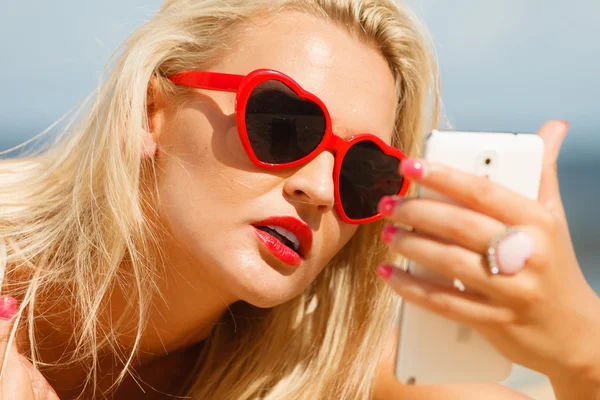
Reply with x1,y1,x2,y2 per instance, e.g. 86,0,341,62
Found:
0,0,440,398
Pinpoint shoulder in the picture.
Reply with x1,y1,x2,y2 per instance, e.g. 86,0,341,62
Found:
372,328,530,400
373,377,529,400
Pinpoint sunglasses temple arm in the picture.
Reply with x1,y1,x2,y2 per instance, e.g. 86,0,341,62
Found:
168,72,244,92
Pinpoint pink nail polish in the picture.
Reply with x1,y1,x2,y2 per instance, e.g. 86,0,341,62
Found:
496,232,536,275
377,264,394,280
378,196,397,217
381,225,398,244
0,297,17,320
400,158,428,179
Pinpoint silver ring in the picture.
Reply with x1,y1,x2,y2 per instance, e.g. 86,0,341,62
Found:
486,227,521,275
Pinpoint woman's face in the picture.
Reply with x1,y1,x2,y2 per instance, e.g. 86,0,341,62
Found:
151,12,397,311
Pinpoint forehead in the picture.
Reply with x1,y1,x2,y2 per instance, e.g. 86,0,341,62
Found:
214,12,398,142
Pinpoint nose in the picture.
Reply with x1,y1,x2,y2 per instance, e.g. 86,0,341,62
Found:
283,151,335,215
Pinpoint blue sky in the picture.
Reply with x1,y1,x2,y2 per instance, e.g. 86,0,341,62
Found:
1,0,598,159
405,1,600,144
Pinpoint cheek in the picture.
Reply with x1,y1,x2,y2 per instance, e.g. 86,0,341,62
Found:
154,115,259,229
314,222,359,274
157,106,258,185
223,125,255,167
340,224,359,248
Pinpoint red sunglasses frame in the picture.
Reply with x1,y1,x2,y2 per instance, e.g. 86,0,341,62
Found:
167,69,409,224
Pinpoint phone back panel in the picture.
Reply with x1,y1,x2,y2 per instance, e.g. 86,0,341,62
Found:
395,131,544,385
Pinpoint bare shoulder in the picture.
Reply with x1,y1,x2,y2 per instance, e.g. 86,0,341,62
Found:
373,376,530,400
373,328,531,400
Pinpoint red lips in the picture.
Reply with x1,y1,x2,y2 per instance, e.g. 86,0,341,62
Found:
252,216,313,267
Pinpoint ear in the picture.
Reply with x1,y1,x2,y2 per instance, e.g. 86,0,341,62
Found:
142,77,166,158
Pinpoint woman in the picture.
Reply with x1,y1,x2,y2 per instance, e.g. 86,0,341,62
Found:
1,0,599,398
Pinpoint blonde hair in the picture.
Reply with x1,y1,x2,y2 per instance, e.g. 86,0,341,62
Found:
0,0,440,398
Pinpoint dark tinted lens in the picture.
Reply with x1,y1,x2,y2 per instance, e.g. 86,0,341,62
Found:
245,80,326,164
339,141,404,220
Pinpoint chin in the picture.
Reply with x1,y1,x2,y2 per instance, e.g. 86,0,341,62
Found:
242,291,292,309
225,252,312,309
237,273,306,309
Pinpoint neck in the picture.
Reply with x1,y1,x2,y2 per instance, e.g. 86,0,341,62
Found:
33,245,234,398
43,343,203,400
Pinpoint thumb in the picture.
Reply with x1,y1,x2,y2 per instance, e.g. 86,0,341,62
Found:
536,120,569,217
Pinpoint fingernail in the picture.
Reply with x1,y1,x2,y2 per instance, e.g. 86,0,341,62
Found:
400,158,428,179
377,264,394,281
378,196,397,217
496,232,536,275
556,120,570,139
381,225,398,244
0,297,17,320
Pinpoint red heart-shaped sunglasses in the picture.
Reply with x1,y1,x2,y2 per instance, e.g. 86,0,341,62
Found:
168,69,409,224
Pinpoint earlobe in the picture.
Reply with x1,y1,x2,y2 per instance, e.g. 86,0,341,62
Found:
141,114,159,159
141,131,158,159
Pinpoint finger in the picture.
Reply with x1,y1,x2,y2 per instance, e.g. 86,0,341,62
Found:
399,159,549,227
0,297,58,400
0,297,35,400
382,228,520,299
1,354,35,400
377,266,515,326
536,120,568,217
19,357,60,400
380,197,506,254
0,297,18,370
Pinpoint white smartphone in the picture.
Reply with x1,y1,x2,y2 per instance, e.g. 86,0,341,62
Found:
394,130,545,385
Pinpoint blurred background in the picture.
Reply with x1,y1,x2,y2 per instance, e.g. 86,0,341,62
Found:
1,1,598,398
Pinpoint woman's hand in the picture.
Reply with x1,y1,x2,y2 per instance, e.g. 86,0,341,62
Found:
377,120,600,397
0,297,59,399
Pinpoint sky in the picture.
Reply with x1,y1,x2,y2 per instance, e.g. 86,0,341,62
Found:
1,0,599,160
